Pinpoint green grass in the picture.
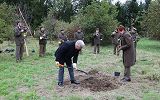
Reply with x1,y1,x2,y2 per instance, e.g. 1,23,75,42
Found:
143,92,160,100
137,38,160,53
0,37,160,100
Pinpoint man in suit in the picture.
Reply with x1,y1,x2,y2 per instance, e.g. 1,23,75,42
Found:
14,21,27,62
55,40,85,86
93,28,103,54
117,25,135,82
39,27,47,57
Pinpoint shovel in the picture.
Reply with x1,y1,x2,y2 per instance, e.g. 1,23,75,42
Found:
56,63,88,75
65,66,88,75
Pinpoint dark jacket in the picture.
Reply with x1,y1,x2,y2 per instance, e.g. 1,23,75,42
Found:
58,33,68,42
130,32,140,43
39,31,47,45
14,26,25,46
111,31,120,45
93,32,103,45
119,31,135,67
75,32,84,40
55,41,80,65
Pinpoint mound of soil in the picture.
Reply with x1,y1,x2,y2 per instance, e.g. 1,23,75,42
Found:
80,71,121,92
63,69,121,92
88,69,99,75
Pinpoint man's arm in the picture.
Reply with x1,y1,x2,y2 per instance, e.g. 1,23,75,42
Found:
72,52,79,69
73,52,79,63
55,43,68,62
15,27,22,37
120,34,132,51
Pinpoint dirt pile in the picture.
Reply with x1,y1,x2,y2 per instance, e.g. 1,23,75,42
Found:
63,69,122,92
80,70,121,92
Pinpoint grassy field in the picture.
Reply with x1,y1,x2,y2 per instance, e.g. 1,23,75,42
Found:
0,37,160,100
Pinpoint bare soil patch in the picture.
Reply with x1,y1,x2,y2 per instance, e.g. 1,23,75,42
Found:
63,69,122,92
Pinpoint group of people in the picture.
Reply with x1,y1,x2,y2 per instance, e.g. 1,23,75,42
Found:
58,28,103,54
14,21,139,87
14,21,48,63
55,25,139,86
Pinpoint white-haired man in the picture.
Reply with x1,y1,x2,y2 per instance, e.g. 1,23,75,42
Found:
55,40,85,86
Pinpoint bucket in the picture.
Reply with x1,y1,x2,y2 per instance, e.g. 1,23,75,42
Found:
114,72,120,76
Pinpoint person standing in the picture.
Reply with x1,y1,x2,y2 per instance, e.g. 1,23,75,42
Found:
74,28,84,41
111,28,120,55
55,40,85,86
130,26,140,48
58,29,68,46
117,25,135,82
130,26,140,62
14,21,26,62
93,28,103,54
39,27,47,57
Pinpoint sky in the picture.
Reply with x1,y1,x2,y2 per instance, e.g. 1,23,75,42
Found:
112,0,145,4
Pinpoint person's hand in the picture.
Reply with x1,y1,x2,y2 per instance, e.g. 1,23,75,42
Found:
55,61,64,67
55,61,59,67
73,63,78,70
20,29,24,32
40,36,43,40
117,46,121,52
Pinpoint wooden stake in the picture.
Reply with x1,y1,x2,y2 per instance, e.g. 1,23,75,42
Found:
24,39,29,56
18,8,32,56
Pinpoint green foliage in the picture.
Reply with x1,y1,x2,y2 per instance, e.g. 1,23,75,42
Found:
115,0,140,28
49,0,74,23
0,3,16,43
141,0,160,39
1,0,49,30
143,92,160,100
41,0,118,43
116,96,125,100
42,8,81,40
137,38,160,53
77,1,118,43
23,91,39,100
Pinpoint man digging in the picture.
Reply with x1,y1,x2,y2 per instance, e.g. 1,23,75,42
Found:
55,40,85,87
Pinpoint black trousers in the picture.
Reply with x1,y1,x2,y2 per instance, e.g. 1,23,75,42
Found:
39,44,46,57
94,44,100,54
16,44,24,60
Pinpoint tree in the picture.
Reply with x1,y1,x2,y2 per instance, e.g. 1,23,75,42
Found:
144,0,151,11
77,1,118,44
49,0,74,23
115,0,140,28
0,3,16,43
0,0,49,30
141,0,160,39
72,0,93,14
